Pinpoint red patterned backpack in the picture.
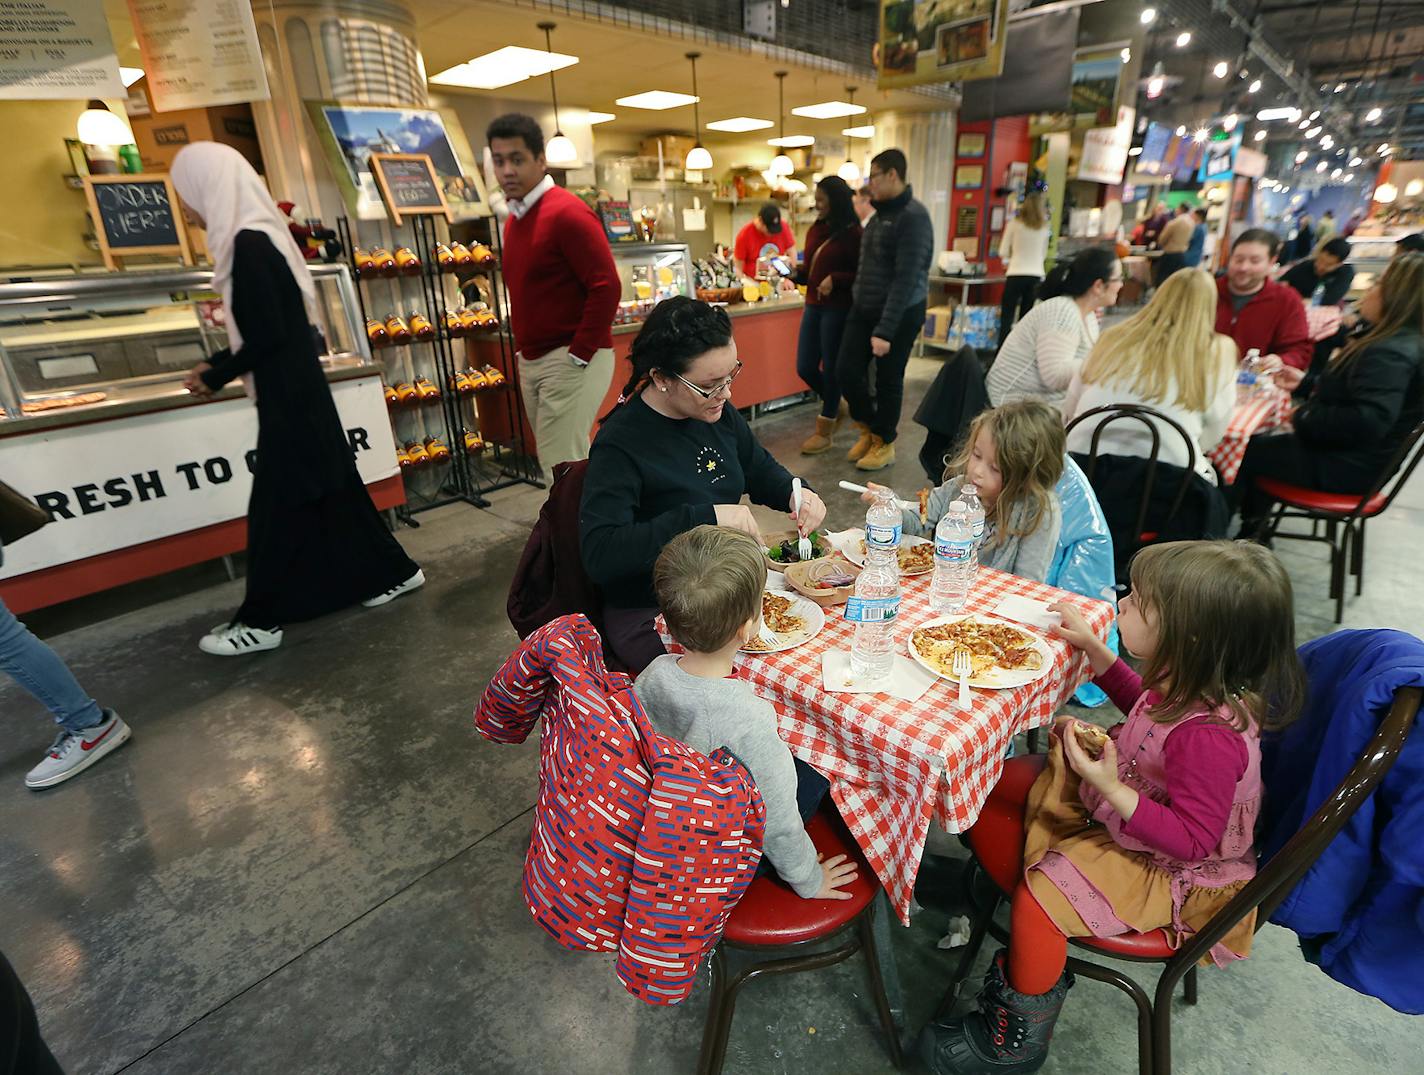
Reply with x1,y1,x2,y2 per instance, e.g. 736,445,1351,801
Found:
475,614,766,1004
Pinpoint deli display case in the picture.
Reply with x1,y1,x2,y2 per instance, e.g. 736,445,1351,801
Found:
0,264,367,421
607,242,694,324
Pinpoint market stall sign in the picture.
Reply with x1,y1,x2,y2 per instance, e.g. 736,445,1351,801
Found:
877,0,1009,90
125,0,270,112
368,153,452,226
82,174,193,269
0,0,125,99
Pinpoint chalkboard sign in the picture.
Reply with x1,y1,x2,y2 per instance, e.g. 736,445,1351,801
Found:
368,153,452,226
82,174,193,269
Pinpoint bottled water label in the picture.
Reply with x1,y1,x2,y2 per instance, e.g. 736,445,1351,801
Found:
844,595,900,623
935,537,974,565
1236,368,1257,387
866,521,902,549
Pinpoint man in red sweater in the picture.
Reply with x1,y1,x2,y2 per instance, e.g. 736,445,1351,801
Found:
1215,228,1312,386
487,113,621,471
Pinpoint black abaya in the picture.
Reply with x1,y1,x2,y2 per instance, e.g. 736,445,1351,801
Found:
201,231,417,627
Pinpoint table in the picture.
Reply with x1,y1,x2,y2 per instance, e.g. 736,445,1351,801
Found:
669,567,1115,924
1208,384,1294,486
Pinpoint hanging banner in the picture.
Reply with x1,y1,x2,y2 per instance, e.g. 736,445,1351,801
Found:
1070,46,1127,128
1199,132,1243,183
1077,107,1136,185
877,0,1009,90
0,0,124,99
125,0,270,112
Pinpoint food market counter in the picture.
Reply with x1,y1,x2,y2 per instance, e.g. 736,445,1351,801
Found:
0,266,403,614
467,295,808,451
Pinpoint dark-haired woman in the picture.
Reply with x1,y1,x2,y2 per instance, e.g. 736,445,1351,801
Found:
794,176,861,454
987,247,1123,411
580,297,826,672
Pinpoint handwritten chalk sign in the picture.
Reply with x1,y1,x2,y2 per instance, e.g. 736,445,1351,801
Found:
82,174,193,269
368,153,452,226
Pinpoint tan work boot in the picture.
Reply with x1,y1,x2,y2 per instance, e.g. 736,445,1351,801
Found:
856,435,896,471
801,415,840,455
846,422,874,462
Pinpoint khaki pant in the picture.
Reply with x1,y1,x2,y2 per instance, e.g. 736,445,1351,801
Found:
517,346,615,472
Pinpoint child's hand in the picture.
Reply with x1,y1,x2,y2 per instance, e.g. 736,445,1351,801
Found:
812,853,858,900
1048,602,1094,650
859,482,888,504
1063,724,1120,792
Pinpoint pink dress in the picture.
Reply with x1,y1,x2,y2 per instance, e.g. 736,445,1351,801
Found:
1023,672,1263,967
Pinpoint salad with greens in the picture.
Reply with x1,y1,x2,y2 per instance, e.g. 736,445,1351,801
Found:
765,531,828,564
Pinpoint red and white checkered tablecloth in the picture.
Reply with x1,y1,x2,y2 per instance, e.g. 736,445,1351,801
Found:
1208,385,1295,486
662,568,1114,924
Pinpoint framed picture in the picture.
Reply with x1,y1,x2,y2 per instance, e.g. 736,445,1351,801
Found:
305,102,489,221
955,164,984,190
957,132,986,158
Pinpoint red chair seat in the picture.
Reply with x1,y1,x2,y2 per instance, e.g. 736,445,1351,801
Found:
1072,928,1177,960
1256,478,1386,517
724,812,878,946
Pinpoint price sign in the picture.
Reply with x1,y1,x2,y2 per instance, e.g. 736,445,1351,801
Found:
368,153,452,226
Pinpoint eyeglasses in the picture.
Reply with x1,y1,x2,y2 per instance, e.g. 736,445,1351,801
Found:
669,360,743,399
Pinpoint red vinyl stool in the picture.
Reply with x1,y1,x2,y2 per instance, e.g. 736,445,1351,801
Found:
696,810,904,1074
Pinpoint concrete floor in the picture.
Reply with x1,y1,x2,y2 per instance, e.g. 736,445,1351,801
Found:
4,352,1421,1075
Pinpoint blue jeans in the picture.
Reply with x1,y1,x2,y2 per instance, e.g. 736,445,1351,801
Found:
0,597,103,733
796,304,850,419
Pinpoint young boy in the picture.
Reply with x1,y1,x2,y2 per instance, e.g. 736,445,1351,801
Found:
635,525,857,900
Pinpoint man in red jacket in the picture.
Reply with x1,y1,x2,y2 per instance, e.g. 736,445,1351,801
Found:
487,114,621,471
1215,228,1312,387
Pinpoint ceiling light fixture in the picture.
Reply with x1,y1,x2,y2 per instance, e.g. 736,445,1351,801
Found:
1332,168,1342,179
1306,126,1322,139
1128,146,1143,156
536,23,577,165
1344,173,1353,183
1141,7,1157,25
1121,47,1131,63
837,86,862,183
791,100,867,120
1316,161,1328,172
1176,125,1187,137
706,117,773,133
770,71,795,176
1256,107,1301,121
1366,107,1382,122
76,100,132,145
768,135,816,148
1320,135,1334,149
429,45,578,90
1248,79,1261,93
1146,62,1166,99
1193,127,1209,143
615,90,699,110
1379,143,1392,155
1295,150,1309,163
683,51,712,172
1176,32,1191,47
586,111,615,124
1223,113,1239,132
842,124,875,138
1335,83,1346,93
1254,130,1266,141
1374,182,1397,203
1213,61,1228,78
1308,110,1320,121
1407,179,1424,197
1298,119,1310,129
1349,156,1363,167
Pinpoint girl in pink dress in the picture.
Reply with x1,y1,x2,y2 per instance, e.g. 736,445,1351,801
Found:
921,540,1306,1075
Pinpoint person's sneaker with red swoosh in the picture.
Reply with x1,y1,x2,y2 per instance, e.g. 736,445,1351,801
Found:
25,711,131,790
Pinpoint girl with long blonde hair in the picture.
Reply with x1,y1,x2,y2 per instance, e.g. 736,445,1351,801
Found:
1064,268,1238,483
1235,253,1424,537
997,192,1052,347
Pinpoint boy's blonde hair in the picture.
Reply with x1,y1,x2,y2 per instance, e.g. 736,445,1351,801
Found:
946,401,1065,544
1128,540,1306,732
1079,268,1234,412
653,525,766,654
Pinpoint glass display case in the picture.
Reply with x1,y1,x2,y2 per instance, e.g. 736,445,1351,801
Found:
0,264,366,420
607,242,693,325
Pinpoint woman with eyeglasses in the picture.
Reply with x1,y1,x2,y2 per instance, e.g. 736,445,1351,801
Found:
581,297,825,673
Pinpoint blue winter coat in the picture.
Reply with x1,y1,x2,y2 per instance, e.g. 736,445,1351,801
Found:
1048,456,1118,707
1258,629,1424,1014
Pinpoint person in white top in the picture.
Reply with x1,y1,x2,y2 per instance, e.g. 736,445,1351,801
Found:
987,247,1122,411
1064,268,1237,484
997,192,1051,347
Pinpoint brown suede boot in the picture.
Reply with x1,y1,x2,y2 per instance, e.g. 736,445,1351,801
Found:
847,422,874,462
801,415,839,455
856,435,896,471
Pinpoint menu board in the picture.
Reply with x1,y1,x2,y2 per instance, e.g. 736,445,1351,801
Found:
125,0,270,112
1138,123,1172,175
368,153,451,225
0,0,124,99
82,173,192,268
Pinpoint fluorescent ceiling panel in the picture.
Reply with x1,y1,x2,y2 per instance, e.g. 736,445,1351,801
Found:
706,117,774,132
615,90,698,110
586,112,616,124
791,101,867,119
430,46,578,90
842,124,875,138
768,135,815,147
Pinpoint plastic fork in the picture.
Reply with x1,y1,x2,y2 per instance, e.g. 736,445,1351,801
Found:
792,478,812,562
837,480,918,512
953,649,973,709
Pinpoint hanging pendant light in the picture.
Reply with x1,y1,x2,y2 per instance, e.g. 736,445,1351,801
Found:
538,22,577,165
76,100,133,145
771,71,795,176
683,51,713,172
837,86,862,183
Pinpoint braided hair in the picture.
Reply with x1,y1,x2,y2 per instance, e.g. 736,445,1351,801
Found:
602,296,733,421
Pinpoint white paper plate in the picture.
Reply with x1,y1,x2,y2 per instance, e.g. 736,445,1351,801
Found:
839,528,935,576
906,614,1055,689
740,589,826,654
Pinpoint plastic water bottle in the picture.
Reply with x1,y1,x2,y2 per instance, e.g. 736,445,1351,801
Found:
959,483,986,575
931,500,976,613
848,489,902,683
1237,347,1265,400
1310,283,1326,307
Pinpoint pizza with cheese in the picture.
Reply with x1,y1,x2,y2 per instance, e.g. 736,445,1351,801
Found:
910,617,1044,679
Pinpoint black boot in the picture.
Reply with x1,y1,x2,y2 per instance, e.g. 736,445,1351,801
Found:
918,950,1073,1074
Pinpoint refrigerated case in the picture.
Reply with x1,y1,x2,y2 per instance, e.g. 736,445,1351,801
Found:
607,242,694,325
0,263,366,420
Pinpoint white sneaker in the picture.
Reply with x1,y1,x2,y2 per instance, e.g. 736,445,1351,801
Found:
199,622,283,656
26,711,132,790
362,568,426,608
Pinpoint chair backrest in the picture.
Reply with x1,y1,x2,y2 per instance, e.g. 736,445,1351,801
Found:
1066,403,1199,542
1164,685,1420,971
1347,419,1424,520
